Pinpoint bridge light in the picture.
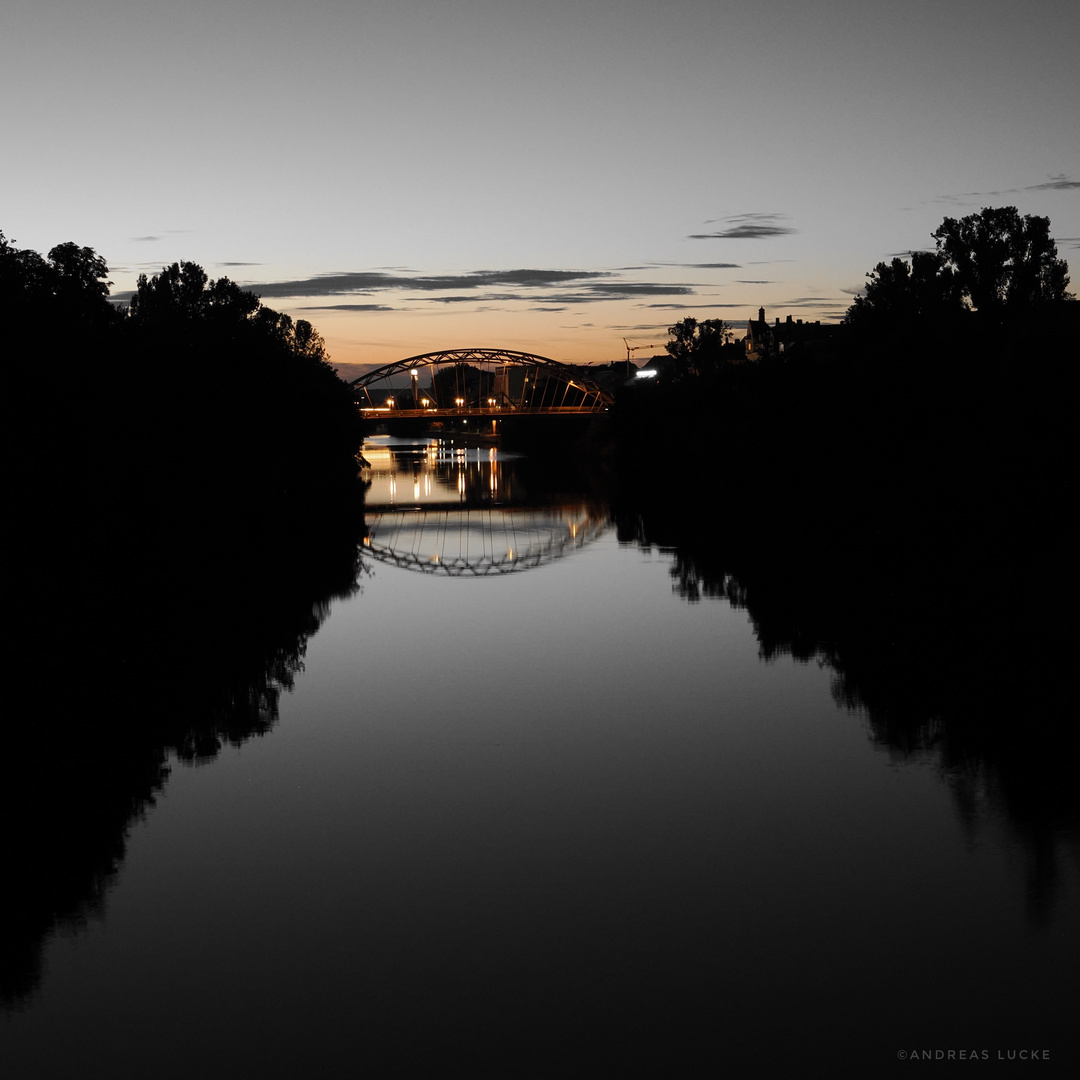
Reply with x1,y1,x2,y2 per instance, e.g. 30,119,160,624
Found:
409,369,418,377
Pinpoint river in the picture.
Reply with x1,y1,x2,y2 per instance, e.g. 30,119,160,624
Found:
3,435,1077,1077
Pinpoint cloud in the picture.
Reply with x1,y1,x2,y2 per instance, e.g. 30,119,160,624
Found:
934,175,1080,204
641,302,744,310
667,262,742,269
779,296,835,308
688,213,794,240
427,294,507,304
229,265,709,319
219,261,263,267
248,268,612,298
371,282,698,306
1027,175,1080,191
299,304,395,312
132,230,193,241
736,279,772,284
586,282,695,298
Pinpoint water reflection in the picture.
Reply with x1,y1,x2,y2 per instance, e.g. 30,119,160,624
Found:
5,437,1076,1063
364,507,606,575
363,435,511,507
614,474,1079,925
361,435,610,574
2,497,368,1008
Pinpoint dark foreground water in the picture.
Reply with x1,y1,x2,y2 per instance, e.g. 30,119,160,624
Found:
3,436,1078,1077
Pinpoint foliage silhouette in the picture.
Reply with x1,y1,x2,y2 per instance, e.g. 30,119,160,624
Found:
3,500,368,1008
932,206,1072,317
613,458,1078,926
3,232,369,1006
663,316,735,379
611,210,1077,926
843,249,963,331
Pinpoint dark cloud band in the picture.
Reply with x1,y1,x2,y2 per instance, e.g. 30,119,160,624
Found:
689,213,795,240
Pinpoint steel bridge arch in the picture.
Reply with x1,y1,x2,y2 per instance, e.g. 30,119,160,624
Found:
348,348,613,411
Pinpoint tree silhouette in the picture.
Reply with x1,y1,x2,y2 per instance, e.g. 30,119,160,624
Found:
932,206,1072,317
664,317,734,378
843,250,962,331
1,231,117,328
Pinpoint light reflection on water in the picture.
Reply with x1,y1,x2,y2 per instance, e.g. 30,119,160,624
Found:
363,435,514,509
360,435,609,575
3,437,1078,1076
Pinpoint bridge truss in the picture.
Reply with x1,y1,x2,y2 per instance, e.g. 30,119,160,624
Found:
349,348,613,415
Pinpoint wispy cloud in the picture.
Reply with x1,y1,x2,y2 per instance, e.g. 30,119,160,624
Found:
641,302,744,310
779,296,835,308
244,267,696,306
132,236,160,242
299,304,395,312
1027,174,1080,191
688,213,795,240
248,268,611,298
935,174,1080,204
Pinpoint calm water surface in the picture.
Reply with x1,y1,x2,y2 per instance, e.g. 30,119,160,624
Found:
4,437,1077,1076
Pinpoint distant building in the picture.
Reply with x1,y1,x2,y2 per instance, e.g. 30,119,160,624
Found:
745,307,774,362
745,307,831,361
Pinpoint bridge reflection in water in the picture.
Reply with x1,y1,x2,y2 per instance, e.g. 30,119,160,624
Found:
361,436,608,575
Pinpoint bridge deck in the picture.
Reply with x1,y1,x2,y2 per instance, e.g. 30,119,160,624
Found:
360,406,609,419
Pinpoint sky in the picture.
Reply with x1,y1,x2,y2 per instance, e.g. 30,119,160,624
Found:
3,0,1078,371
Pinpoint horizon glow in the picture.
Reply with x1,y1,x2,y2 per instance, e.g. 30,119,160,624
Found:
3,0,1077,368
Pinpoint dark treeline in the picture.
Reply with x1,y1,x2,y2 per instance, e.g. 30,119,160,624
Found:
612,207,1078,922
2,233,369,1005
3,233,364,522
616,206,1076,503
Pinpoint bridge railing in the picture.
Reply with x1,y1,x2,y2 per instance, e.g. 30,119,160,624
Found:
359,404,609,417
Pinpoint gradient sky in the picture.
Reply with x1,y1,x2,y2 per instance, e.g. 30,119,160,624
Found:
3,0,1077,369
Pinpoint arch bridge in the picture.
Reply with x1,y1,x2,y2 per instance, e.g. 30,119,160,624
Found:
349,348,613,417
